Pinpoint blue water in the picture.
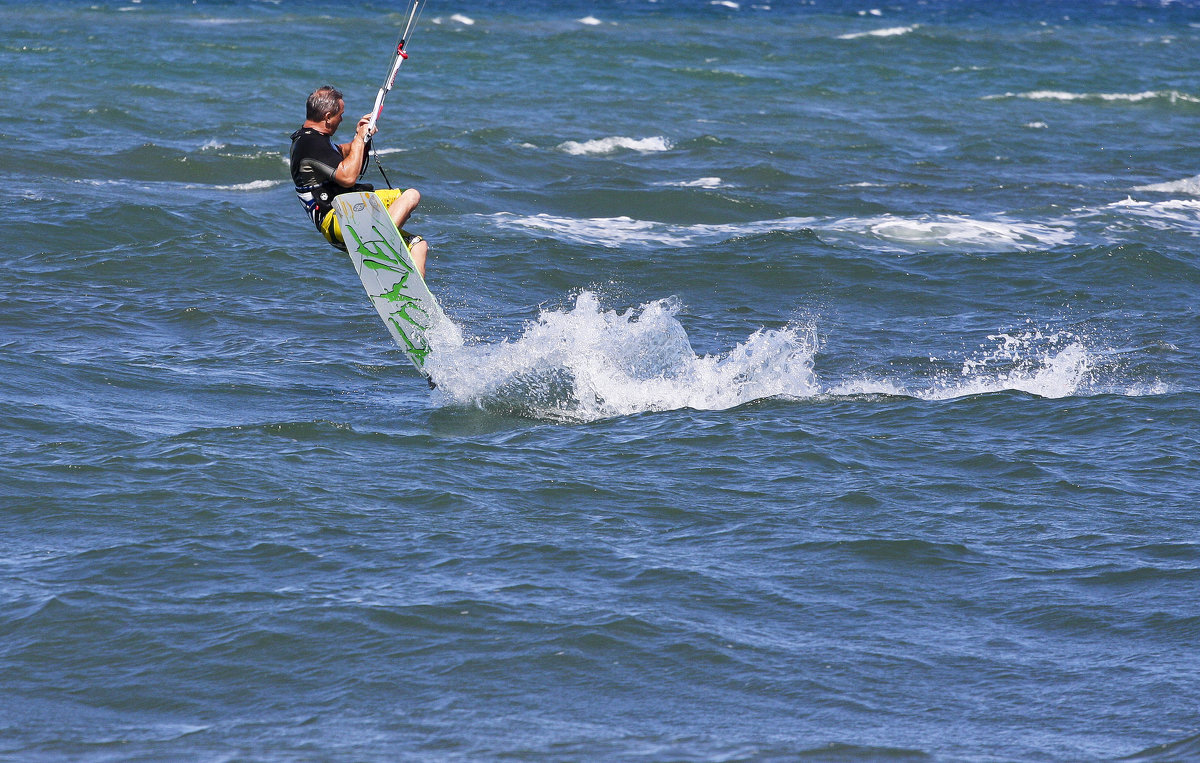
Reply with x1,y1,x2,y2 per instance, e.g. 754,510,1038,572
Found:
4,0,1200,759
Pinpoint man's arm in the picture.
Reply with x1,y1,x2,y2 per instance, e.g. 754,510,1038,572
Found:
333,114,374,187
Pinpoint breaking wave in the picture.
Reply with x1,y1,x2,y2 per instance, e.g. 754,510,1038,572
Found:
558,136,673,156
422,294,1163,422
425,292,818,421
1133,174,1200,195
838,25,918,40
986,90,1200,104
484,212,1073,252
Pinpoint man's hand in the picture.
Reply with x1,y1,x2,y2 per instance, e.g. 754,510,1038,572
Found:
356,114,377,142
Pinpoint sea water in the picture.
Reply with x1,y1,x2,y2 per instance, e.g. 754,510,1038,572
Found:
3,0,1200,759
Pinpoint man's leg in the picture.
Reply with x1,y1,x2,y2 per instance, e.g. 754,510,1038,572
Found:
387,188,421,231
408,237,428,278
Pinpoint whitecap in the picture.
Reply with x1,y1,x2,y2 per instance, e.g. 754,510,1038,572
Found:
1103,197,1200,231
485,211,1071,251
825,214,1075,251
838,25,917,40
987,90,1200,104
578,16,603,26
1132,174,1200,195
830,327,1098,400
488,214,697,248
210,179,283,192
557,136,672,155
426,291,819,421
653,177,723,189
484,213,817,248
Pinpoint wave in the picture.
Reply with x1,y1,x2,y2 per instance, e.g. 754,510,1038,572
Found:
1123,731,1200,762
426,292,818,421
430,14,476,26
653,177,724,189
1104,197,1200,232
557,136,672,156
987,90,1200,104
1133,174,1200,195
423,293,1163,422
208,179,284,192
826,214,1074,250
483,211,1072,251
834,327,1099,401
484,212,816,248
838,25,918,40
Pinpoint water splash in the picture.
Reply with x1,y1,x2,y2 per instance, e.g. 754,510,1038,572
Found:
833,325,1098,400
425,292,818,421
423,297,1163,420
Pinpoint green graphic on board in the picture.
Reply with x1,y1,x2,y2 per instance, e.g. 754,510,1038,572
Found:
335,192,447,376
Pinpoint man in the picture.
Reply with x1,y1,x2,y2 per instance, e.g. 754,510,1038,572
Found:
289,85,429,276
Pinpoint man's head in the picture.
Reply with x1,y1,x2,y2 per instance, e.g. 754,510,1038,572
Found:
306,86,345,131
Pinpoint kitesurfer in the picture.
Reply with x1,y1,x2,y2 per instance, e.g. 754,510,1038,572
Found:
289,85,429,275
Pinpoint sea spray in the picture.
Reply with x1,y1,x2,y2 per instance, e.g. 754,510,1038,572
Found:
831,325,1098,400
425,291,819,421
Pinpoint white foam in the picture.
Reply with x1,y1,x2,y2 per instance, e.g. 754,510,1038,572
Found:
578,16,603,25
557,136,672,156
1132,174,1200,195
423,294,1166,419
432,14,475,26
484,212,1072,251
211,179,282,192
178,17,254,25
943,334,1093,400
484,213,817,248
988,90,1200,104
711,1,741,8
654,177,723,189
1104,197,1200,230
828,214,1075,250
1024,121,1049,129
838,25,917,40
426,292,819,421
831,327,1097,401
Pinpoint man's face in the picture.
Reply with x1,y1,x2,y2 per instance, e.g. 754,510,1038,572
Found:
326,99,346,133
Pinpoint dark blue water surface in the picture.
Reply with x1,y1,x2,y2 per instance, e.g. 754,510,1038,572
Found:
3,0,1200,759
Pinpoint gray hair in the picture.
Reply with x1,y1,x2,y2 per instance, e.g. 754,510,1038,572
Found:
306,86,344,121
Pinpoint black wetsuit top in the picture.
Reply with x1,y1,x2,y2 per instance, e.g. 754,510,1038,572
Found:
289,127,372,229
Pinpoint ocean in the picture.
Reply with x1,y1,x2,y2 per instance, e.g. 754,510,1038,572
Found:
4,0,1200,759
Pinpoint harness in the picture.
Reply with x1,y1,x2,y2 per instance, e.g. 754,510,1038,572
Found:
289,128,373,230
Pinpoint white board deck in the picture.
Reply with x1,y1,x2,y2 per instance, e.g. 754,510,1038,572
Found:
332,191,447,377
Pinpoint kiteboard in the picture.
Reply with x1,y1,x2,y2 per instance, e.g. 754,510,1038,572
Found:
332,191,446,378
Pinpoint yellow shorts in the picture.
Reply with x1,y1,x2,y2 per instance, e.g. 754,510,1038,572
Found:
320,188,417,249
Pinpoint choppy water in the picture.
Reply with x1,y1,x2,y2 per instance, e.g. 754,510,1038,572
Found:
4,0,1200,759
